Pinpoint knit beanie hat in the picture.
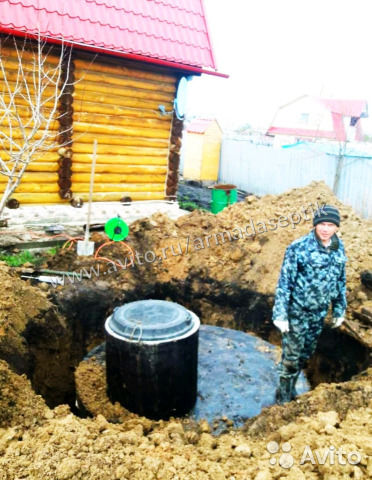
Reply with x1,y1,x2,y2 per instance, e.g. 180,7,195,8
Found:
313,204,340,227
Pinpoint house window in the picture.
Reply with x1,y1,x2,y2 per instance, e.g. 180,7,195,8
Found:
350,116,358,126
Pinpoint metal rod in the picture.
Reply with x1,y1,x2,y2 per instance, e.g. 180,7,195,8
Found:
85,139,98,243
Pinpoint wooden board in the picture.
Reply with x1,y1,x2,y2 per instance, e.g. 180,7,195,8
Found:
72,143,169,157
72,154,167,166
72,183,165,192
71,173,166,183
74,58,176,84
71,163,167,174
73,112,171,130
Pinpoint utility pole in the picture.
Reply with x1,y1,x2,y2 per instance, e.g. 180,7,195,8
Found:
333,140,347,196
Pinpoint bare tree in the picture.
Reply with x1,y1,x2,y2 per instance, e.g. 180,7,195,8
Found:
0,35,73,217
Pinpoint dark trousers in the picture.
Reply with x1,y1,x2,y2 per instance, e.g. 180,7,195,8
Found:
278,307,325,380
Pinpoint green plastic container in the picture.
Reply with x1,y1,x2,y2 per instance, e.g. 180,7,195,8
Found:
211,184,238,214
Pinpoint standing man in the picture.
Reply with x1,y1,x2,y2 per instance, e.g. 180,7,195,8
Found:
272,205,347,403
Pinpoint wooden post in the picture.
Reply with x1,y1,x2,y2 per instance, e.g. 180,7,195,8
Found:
85,140,98,243
333,142,346,196
166,111,184,200
58,48,75,199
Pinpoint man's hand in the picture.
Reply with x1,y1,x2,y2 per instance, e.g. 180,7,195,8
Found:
331,317,344,328
273,318,289,333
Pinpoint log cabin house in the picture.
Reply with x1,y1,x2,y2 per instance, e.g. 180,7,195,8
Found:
0,0,225,205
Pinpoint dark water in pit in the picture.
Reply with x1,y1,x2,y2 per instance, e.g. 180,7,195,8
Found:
189,325,308,431
83,325,309,431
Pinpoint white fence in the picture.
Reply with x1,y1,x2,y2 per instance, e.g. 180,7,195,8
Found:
219,139,372,219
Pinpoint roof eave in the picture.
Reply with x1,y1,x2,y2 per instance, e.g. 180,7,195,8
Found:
0,28,229,78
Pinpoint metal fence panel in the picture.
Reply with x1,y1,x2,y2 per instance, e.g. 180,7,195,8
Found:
337,156,372,219
219,139,372,219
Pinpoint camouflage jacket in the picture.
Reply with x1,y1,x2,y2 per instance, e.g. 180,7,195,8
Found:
272,229,347,321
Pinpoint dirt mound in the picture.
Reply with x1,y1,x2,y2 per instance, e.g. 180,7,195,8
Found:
149,181,371,296
48,181,371,312
243,368,372,438
46,180,371,346
0,360,371,479
0,360,47,429
0,262,51,374
75,353,138,424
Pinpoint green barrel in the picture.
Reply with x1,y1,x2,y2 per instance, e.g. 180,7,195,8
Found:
211,184,238,214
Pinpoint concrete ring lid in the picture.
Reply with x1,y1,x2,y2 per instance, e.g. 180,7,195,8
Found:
106,299,196,342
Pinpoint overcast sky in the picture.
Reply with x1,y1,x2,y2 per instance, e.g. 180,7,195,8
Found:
187,0,372,133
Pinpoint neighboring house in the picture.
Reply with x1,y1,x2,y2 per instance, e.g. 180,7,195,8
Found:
183,119,222,182
267,95,368,147
0,0,224,205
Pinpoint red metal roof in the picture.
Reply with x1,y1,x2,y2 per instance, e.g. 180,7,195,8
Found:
187,118,217,134
267,126,339,141
0,0,220,74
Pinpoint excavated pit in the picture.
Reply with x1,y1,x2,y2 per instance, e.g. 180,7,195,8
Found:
1,182,372,478
17,276,369,413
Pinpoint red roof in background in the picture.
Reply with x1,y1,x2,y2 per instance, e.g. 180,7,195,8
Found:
267,96,368,142
187,118,221,134
187,119,213,133
267,126,338,141
0,0,221,75
320,99,368,117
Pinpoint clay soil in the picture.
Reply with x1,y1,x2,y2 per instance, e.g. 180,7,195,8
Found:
0,181,371,479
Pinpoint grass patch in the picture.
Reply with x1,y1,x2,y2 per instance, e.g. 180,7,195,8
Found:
0,244,61,268
0,250,38,267
46,246,60,256
178,196,210,212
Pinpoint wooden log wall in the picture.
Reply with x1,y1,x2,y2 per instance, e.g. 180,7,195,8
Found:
71,53,177,202
1,39,182,205
0,40,63,204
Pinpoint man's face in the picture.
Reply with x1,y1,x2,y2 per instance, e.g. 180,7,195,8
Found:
315,222,338,241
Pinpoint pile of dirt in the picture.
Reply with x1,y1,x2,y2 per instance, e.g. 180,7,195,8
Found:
146,181,371,347
0,262,51,374
0,360,371,479
75,353,138,424
0,359,47,429
149,181,371,297
46,181,371,346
